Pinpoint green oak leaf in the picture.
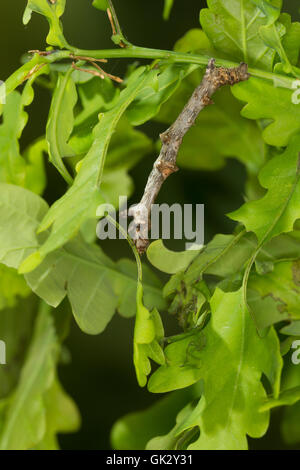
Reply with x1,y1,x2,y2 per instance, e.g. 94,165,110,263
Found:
148,231,258,280
70,114,154,232
0,91,27,186
147,240,200,275
70,116,153,199
46,70,78,184
0,303,78,450
25,241,166,334
146,398,206,450
230,135,300,244
69,76,119,154
259,22,294,75
0,77,46,189
0,184,166,335
0,265,30,311
174,28,218,56
33,377,80,450
0,66,47,193
254,230,300,270
260,386,300,412
200,0,282,70
281,321,300,336
0,297,36,399
0,184,49,269
23,138,47,195
162,231,255,299
278,13,300,67
248,260,300,329
134,282,165,387
265,13,300,76
151,231,256,329
250,1,297,75
111,386,199,450
126,64,198,127
104,117,153,171
23,0,68,48
232,78,300,147
149,288,282,450
251,0,281,24
281,365,300,445
148,231,300,332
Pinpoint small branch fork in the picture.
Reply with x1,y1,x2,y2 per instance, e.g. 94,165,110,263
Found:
23,62,47,81
29,50,123,83
71,55,123,83
128,59,250,254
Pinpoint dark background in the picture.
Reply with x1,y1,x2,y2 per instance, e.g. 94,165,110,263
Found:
1,0,300,451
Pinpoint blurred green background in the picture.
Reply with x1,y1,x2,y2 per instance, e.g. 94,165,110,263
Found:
1,0,300,450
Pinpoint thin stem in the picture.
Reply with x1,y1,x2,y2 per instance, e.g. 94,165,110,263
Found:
71,58,123,83
67,45,296,88
5,44,296,100
106,214,143,282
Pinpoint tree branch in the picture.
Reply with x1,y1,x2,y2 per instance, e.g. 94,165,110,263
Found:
128,59,250,254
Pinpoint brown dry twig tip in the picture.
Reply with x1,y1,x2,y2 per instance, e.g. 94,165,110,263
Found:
71,54,122,83
90,60,123,83
71,61,123,83
24,63,47,81
28,50,54,56
128,59,250,254
72,62,105,79
107,8,117,36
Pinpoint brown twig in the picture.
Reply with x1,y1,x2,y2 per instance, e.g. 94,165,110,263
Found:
71,61,123,83
70,53,122,82
28,50,54,56
128,59,250,254
107,8,117,36
24,63,47,81
90,60,123,83
72,62,105,79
